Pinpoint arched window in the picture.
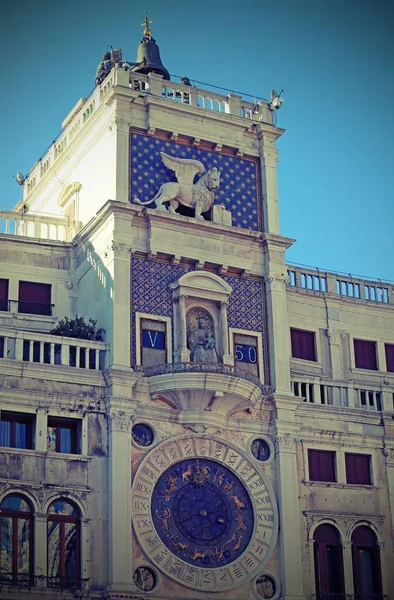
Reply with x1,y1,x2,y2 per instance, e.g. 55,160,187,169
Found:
0,494,34,586
313,524,345,599
47,499,81,590
352,526,382,598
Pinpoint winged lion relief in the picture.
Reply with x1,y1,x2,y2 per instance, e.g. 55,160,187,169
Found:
133,152,221,220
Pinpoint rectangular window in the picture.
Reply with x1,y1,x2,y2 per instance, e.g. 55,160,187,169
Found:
18,281,52,316
354,339,377,370
345,453,371,485
0,279,9,311
308,449,336,482
47,417,79,454
291,328,316,361
385,344,394,372
0,411,34,449
233,333,259,378
140,318,167,367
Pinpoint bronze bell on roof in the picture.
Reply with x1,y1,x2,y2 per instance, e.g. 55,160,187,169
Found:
132,15,170,81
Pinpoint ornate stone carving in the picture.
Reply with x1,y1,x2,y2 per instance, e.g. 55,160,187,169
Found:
187,308,218,363
264,272,290,289
108,410,131,432
327,329,346,344
110,241,132,256
304,510,385,540
184,423,223,435
275,433,299,452
133,152,221,219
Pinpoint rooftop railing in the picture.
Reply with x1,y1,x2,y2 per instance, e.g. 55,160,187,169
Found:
287,264,394,305
22,66,273,203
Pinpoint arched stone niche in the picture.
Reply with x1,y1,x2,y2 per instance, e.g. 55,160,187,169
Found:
170,271,232,364
57,181,82,236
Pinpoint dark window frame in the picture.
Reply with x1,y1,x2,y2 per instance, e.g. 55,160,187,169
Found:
0,411,34,449
290,328,317,362
308,449,336,482
353,339,378,371
313,524,345,596
0,278,9,312
345,453,372,485
352,526,383,597
47,500,81,589
18,281,52,316
385,343,394,373
0,494,34,585
47,417,80,454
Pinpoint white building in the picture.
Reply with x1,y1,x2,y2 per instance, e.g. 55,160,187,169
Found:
0,20,393,600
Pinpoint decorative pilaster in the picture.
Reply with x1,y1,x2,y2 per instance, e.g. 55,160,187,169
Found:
264,270,292,394
107,241,132,368
259,136,280,234
34,514,47,583
327,329,346,380
219,301,231,364
106,401,133,590
175,295,190,362
113,117,131,203
275,432,305,600
35,407,48,452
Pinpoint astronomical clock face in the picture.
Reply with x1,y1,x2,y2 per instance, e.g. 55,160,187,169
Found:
132,435,278,592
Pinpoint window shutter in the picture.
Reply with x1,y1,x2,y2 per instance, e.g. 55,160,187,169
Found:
291,328,316,361
354,340,377,370
346,454,356,483
308,450,318,480
346,453,371,485
385,344,394,372
19,282,51,304
0,279,8,300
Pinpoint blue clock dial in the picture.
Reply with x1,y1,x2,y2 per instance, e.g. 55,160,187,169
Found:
152,458,254,567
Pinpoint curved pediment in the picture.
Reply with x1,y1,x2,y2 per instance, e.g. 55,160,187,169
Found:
171,270,232,301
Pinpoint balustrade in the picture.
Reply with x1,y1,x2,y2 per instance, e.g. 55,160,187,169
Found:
292,377,392,412
0,327,108,371
0,210,70,241
287,265,393,305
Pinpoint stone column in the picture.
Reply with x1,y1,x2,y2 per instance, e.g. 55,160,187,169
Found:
106,403,133,591
34,514,47,584
175,295,190,362
341,541,354,595
264,272,292,394
114,117,130,203
327,329,345,380
259,136,280,235
107,242,131,368
219,301,231,364
35,407,48,452
275,433,305,600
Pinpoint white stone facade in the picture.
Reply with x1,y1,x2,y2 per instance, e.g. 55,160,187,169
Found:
0,62,393,600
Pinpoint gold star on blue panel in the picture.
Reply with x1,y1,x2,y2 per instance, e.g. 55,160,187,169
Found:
130,132,261,231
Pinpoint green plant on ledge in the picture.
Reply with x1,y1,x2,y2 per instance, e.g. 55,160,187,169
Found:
50,315,105,341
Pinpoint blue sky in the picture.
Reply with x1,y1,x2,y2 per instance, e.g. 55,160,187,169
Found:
1,0,393,281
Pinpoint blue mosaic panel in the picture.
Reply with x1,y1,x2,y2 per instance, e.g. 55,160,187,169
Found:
131,258,265,364
223,275,264,331
130,132,261,231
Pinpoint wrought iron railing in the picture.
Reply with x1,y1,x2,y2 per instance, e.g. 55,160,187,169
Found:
0,572,35,587
139,361,273,393
45,575,88,590
312,595,388,600
311,595,352,600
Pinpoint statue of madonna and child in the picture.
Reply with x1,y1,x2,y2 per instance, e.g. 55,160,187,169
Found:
187,315,218,364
